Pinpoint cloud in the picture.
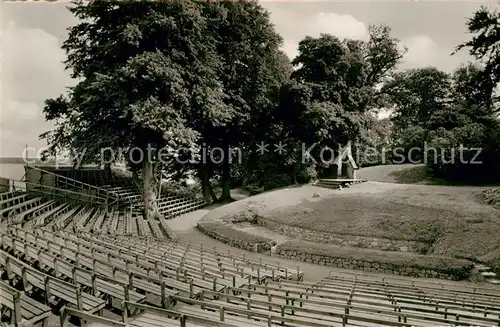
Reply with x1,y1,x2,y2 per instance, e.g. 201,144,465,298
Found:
268,10,369,60
400,34,465,72
1,21,73,157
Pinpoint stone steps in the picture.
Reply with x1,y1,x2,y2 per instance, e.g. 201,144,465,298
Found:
474,263,498,284
314,178,366,190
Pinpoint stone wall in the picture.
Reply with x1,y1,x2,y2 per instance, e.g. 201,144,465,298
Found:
256,216,422,253
276,241,474,280
197,221,276,253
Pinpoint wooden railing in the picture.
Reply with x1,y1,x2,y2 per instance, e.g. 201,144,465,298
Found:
24,165,130,206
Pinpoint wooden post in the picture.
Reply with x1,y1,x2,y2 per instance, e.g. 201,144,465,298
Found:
21,267,30,292
180,315,187,327
200,291,205,309
5,257,13,280
91,274,97,296
13,291,22,324
220,306,225,322
44,276,51,304
121,301,128,323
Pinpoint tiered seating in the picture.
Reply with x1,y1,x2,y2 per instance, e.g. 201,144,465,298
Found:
102,184,142,204
157,195,207,218
41,228,297,291
2,170,500,327
0,246,106,320
1,231,147,305
103,235,302,282
0,191,67,231
0,279,51,327
226,274,500,327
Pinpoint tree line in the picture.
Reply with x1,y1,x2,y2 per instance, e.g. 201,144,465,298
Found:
42,0,499,219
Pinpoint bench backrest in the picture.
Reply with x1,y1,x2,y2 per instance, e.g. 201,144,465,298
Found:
0,280,22,323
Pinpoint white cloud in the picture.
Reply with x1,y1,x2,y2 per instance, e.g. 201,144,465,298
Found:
1,21,73,157
269,11,369,60
401,34,464,72
402,35,438,67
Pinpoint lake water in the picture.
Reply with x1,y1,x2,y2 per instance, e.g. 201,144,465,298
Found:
0,164,26,181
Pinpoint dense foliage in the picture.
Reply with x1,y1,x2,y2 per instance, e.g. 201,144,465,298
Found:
42,1,500,216
385,3,500,183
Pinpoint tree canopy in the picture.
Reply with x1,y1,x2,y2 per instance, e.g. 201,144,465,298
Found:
42,0,500,216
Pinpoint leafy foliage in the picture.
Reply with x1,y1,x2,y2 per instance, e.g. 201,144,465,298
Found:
41,0,500,209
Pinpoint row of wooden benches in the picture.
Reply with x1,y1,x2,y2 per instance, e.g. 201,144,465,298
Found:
41,227,295,285
3,231,500,326
1,226,304,327
57,271,500,327
101,184,207,218
33,229,500,326
59,228,301,282
0,191,175,239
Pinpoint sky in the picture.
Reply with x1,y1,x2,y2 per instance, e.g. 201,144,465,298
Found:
1,0,498,158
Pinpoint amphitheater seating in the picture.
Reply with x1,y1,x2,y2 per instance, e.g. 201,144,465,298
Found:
1,232,148,305
0,249,106,314
238,277,500,326
0,279,51,327
94,233,301,282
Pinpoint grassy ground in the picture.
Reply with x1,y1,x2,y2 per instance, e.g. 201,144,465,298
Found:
197,166,500,277
265,183,500,262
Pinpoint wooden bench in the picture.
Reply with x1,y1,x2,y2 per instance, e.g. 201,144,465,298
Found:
325,273,500,304
315,278,500,312
60,307,131,327
166,294,341,327
247,281,500,325
2,233,148,306
91,209,107,232
112,235,299,281
45,230,225,292
9,229,186,301
1,197,45,220
123,301,240,327
0,280,51,327
6,229,178,302
214,285,500,327
0,194,29,211
73,231,293,286
22,202,68,230
11,200,56,225
0,192,24,202
44,204,80,230
0,249,106,314
311,278,500,315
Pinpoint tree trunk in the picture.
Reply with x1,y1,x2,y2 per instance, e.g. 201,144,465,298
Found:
219,146,233,203
199,163,217,203
142,159,160,220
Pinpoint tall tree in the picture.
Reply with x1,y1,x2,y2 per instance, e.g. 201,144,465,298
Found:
198,0,287,202
455,5,500,111
42,0,227,220
383,67,452,129
287,25,404,168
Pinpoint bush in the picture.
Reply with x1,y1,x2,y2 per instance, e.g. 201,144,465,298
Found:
160,180,202,199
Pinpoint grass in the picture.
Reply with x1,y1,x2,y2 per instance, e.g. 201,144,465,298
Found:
265,186,500,261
